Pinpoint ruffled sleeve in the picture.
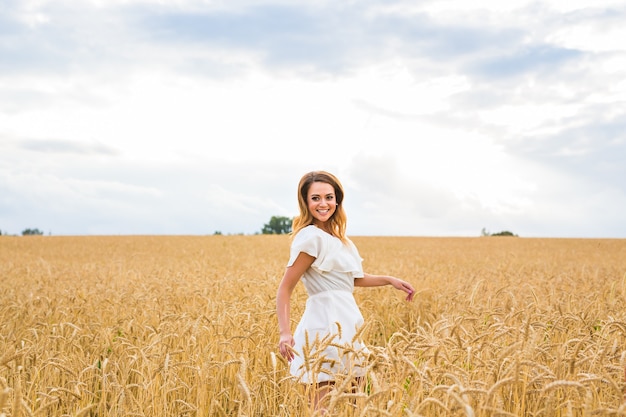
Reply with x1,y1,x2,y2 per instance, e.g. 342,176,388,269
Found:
346,240,365,279
287,226,323,266
288,226,364,279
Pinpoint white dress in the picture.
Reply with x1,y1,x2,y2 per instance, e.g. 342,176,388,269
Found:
287,225,369,383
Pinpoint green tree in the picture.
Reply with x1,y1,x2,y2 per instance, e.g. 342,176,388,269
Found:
481,228,518,237
22,228,44,236
261,216,292,235
491,230,518,237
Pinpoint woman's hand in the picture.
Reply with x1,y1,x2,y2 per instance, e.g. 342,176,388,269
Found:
278,332,295,361
389,277,416,301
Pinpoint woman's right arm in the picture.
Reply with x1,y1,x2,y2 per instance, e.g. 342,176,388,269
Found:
276,252,315,361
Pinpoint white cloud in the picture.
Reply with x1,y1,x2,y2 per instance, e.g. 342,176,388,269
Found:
0,0,625,237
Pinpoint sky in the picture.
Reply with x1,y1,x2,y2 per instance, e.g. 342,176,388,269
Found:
1,0,625,238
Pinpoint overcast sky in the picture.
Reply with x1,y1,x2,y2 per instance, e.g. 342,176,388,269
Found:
1,0,625,238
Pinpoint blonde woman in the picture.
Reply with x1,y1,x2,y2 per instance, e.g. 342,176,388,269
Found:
276,170,415,411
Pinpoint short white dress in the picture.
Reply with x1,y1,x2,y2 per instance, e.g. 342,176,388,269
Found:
287,225,369,383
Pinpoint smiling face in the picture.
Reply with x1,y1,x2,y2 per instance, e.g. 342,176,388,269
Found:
307,181,337,228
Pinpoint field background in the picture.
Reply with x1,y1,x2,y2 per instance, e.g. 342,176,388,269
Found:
2,235,626,416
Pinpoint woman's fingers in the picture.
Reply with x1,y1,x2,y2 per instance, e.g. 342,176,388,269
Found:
402,281,415,301
279,341,295,361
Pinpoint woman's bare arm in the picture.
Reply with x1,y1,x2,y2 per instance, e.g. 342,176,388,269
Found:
276,252,315,360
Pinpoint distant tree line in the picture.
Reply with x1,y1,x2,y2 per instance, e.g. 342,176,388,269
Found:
1,223,519,237
481,228,518,237
0,228,45,236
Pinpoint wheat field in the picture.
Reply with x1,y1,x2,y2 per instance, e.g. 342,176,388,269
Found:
1,235,626,416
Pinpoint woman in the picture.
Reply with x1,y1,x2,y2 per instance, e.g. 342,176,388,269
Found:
276,170,415,411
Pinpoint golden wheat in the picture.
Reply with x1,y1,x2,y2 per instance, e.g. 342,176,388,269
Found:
1,235,626,416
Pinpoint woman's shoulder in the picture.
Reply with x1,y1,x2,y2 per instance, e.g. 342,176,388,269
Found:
293,225,323,241
289,225,327,259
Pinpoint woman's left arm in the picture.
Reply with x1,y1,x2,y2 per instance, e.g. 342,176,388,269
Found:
354,273,416,301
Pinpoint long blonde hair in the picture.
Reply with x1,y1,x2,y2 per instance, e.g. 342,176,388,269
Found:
291,171,348,242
